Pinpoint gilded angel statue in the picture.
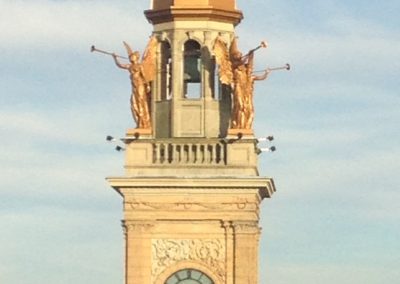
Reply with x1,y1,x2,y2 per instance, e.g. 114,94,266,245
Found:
112,36,158,129
213,36,269,130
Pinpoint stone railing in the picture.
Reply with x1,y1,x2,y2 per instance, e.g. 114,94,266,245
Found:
153,141,226,165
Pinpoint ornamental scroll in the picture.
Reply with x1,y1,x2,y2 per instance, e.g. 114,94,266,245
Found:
151,239,225,282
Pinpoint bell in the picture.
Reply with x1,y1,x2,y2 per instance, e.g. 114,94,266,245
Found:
184,56,201,82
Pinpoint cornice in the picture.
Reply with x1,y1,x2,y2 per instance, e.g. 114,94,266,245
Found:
107,176,276,198
144,7,243,26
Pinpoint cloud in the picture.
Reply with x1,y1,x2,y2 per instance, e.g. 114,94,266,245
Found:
262,263,400,284
236,2,400,83
0,208,124,284
0,0,152,51
0,108,124,203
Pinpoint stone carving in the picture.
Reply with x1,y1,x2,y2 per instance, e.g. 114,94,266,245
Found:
152,239,225,282
123,220,155,233
232,221,261,234
125,197,258,211
125,200,175,210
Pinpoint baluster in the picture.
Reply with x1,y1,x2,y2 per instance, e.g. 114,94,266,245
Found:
195,144,200,164
187,144,192,164
175,144,181,164
216,143,221,164
172,144,178,164
209,145,216,164
179,144,184,163
222,142,227,164
160,143,165,164
203,144,209,164
183,144,188,163
192,144,196,164
168,143,173,164
154,143,160,164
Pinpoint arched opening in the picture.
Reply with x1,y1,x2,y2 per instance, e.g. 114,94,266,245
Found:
165,268,214,284
183,40,201,99
161,41,172,100
212,56,222,100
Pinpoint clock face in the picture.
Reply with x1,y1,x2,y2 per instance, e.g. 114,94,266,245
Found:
165,269,214,284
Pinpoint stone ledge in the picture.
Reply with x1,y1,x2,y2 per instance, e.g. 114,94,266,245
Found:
107,176,276,198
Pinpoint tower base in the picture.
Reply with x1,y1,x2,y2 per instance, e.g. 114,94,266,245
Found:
107,176,275,284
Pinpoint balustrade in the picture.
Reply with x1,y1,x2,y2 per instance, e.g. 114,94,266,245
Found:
153,141,226,165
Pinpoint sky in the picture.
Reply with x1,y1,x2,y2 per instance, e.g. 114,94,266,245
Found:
0,0,399,283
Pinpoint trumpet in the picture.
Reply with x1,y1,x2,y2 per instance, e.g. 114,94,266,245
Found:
268,63,290,71
242,41,268,59
249,41,268,53
90,45,128,60
254,63,291,73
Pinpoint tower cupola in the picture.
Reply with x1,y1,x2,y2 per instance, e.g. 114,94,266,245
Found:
148,0,243,138
146,0,243,25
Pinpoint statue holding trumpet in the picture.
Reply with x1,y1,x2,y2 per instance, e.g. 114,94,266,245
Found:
91,36,158,129
213,36,290,130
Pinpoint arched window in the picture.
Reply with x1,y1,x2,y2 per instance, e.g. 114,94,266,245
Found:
161,41,172,100
183,40,201,99
212,57,222,100
165,269,214,284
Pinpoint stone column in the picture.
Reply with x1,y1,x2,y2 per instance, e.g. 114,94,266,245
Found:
170,31,184,137
233,221,261,284
222,221,234,284
123,220,155,284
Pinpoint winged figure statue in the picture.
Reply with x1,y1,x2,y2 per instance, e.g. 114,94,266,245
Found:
213,36,269,130
112,36,158,129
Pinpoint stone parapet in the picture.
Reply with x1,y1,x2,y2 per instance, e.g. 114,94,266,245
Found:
122,137,263,176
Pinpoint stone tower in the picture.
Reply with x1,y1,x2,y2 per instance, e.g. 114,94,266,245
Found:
107,1,276,283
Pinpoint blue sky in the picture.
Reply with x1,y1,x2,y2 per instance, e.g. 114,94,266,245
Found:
1,0,399,283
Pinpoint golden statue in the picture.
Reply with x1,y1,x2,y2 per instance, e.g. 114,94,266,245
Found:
214,36,269,130
112,36,158,129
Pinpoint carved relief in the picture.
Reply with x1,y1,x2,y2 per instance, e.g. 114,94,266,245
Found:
125,200,176,210
123,220,155,233
125,197,259,211
232,221,261,234
152,239,225,282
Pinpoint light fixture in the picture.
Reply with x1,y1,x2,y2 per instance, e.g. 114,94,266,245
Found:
257,136,274,142
115,146,125,152
106,135,126,152
106,135,116,142
259,146,276,152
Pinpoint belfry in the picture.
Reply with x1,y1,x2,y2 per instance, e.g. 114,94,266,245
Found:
106,1,277,283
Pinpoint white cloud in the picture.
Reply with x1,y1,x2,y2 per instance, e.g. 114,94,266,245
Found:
0,209,124,284
263,263,400,284
0,0,152,51
0,108,124,198
236,3,400,79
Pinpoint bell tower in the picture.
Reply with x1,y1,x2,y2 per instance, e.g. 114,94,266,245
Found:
107,1,276,284
146,0,242,138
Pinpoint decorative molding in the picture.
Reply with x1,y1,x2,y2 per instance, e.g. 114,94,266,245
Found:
125,197,259,211
232,221,261,234
126,200,175,210
122,220,155,234
152,239,225,282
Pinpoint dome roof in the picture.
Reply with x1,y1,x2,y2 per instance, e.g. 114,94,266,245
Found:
152,0,237,11
146,0,242,25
